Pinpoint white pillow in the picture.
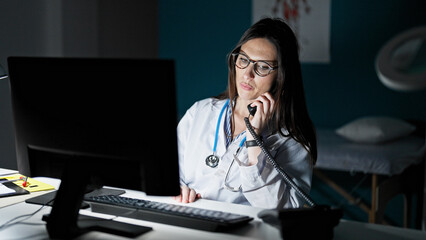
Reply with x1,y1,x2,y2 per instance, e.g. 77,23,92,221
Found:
335,116,416,144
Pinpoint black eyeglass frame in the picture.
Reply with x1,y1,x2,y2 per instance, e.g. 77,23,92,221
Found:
231,52,278,77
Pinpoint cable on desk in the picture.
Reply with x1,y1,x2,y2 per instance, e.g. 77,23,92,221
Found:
0,198,54,231
0,198,136,232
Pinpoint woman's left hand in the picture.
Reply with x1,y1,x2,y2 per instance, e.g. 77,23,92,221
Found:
173,185,201,203
248,92,275,135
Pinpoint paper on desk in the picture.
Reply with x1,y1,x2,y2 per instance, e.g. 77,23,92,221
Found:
0,184,15,194
2,174,55,192
0,168,18,176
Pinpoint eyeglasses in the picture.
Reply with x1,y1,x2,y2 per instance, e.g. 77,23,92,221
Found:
232,53,278,77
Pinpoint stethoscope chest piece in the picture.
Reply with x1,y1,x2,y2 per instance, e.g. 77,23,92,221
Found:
205,99,229,169
206,154,219,168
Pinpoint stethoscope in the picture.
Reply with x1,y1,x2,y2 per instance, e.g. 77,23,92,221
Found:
205,99,245,192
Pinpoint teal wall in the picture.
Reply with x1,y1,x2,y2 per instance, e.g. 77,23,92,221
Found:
159,0,426,128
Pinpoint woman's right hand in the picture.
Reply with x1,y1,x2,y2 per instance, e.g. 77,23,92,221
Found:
173,185,201,203
248,92,275,135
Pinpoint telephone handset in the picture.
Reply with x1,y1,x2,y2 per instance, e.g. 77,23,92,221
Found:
245,103,342,240
247,104,257,117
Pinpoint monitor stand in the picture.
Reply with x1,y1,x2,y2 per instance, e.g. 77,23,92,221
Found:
41,163,151,239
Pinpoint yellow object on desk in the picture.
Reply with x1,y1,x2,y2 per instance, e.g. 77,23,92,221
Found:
2,174,55,192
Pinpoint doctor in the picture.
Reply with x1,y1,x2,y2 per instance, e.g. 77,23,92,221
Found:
174,18,317,209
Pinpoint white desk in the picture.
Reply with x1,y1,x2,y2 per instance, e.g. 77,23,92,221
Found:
1,178,426,240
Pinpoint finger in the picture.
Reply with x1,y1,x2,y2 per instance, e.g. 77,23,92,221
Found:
262,92,275,112
180,186,190,203
256,95,270,115
196,193,201,199
173,194,182,202
188,188,197,203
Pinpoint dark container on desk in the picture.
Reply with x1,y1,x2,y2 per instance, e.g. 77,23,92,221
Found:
279,205,343,240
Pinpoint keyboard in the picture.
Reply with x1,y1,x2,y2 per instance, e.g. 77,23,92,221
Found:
84,195,253,232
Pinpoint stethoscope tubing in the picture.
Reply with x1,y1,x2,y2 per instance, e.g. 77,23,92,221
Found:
209,99,246,192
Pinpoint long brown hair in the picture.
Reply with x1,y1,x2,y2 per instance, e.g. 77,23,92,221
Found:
217,18,317,164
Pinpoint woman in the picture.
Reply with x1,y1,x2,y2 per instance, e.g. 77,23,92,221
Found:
175,18,317,209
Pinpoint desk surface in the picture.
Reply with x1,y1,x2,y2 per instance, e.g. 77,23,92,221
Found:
0,178,426,240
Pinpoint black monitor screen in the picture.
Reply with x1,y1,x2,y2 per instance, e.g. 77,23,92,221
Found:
7,56,180,196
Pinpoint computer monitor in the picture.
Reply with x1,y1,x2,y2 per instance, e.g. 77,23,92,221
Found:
7,56,181,238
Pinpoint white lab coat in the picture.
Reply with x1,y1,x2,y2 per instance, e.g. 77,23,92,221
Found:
177,98,312,209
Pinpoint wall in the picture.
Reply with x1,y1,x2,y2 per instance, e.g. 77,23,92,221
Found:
159,0,426,127
0,1,60,170
0,0,158,170
305,0,426,127
159,0,251,117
